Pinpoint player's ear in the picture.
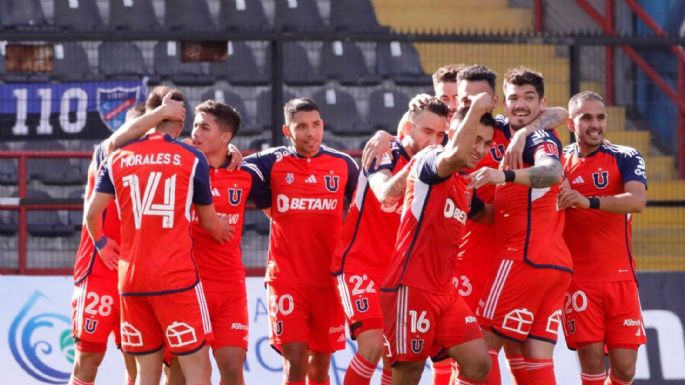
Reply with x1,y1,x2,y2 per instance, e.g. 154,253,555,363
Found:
403,120,414,136
221,131,232,144
540,95,548,108
491,94,499,107
566,117,575,133
282,124,291,139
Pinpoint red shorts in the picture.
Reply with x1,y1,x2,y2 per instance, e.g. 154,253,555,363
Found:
335,272,384,339
477,259,572,343
120,282,212,355
267,281,345,353
562,280,647,349
205,282,249,350
381,286,483,365
71,275,121,350
454,257,497,311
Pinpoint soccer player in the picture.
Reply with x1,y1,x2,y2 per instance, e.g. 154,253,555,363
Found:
69,96,185,385
331,96,449,385
468,68,572,385
243,98,359,385
164,100,253,385
85,86,234,385
558,91,647,385
380,92,496,385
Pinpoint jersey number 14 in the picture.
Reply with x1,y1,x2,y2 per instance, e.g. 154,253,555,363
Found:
122,172,176,229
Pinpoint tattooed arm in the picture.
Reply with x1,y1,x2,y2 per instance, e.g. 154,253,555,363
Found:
369,165,410,206
502,107,568,170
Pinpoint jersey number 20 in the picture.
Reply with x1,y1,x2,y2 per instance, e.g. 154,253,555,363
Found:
122,172,176,229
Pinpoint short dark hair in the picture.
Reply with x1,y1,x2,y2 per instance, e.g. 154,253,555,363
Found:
503,67,544,98
568,91,606,117
432,64,464,86
454,107,496,128
284,98,320,124
145,86,184,112
457,65,497,92
195,100,242,137
408,95,450,121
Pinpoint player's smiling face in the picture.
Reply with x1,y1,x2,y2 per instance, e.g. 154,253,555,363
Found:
503,83,545,130
191,111,230,156
466,123,494,168
434,81,458,120
570,99,607,149
283,109,324,157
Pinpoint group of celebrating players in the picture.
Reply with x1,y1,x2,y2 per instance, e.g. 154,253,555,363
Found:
67,62,648,385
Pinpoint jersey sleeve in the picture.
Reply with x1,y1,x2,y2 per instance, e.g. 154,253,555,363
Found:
243,151,274,210
368,139,404,176
192,154,213,205
522,129,562,165
616,148,648,187
344,156,360,204
94,156,115,195
417,148,449,185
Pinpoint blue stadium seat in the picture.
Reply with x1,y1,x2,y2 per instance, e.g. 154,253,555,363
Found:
99,42,148,80
209,41,269,85
164,0,215,31
312,88,367,136
320,41,380,86
200,89,260,135
53,42,97,82
367,89,411,131
154,41,215,85
218,0,270,31
256,90,297,130
12,189,74,237
376,41,431,86
330,0,387,32
0,0,49,29
108,0,160,31
54,0,102,31
274,0,326,32
266,43,325,86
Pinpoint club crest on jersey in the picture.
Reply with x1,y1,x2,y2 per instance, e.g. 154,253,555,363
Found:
84,318,99,334
355,298,369,313
273,321,284,336
285,173,294,185
592,170,609,189
324,175,339,192
410,338,424,353
228,188,242,206
489,144,505,162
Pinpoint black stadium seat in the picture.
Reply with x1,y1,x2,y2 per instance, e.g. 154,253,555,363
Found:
312,88,367,136
0,143,18,186
99,42,148,80
330,0,387,32
266,43,325,86
24,141,83,186
0,0,48,29
53,42,97,82
376,41,432,86
320,41,380,86
108,0,160,31
200,89,260,135
218,0,270,32
274,0,326,32
68,190,85,230
256,90,296,130
154,41,215,86
164,0,215,31
209,41,269,85
367,89,411,131
54,0,102,31
13,189,74,237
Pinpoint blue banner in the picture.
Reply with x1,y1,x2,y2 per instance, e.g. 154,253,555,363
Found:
0,81,147,140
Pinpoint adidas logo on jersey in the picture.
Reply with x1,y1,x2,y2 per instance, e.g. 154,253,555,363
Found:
572,176,585,185
305,174,317,184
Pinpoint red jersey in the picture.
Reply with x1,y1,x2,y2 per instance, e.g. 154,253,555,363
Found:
493,122,572,272
382,148,482,294
95,133,213,295
562,143,647,282
459,115,511,264
331,139,410,282
73,143,121,284
244,145,359,287
191,164,254,292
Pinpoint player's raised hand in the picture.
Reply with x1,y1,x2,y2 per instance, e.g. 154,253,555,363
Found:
558,187,590,210
361,130,394,171
226,143,243,171
466,167,504,190
96,237,120,270
500,129,526,171
160,92,185,122
469,92,495,114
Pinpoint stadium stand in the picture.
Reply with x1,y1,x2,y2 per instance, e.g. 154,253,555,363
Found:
209,41,269,85
312,88,367,135
108,0,160,31
52,42,97,82
320,41,381,86
200,88,260,135
24,142,83,186
274,0,326,32
53,0,102,31
0,0,48,29
98,42,148,80
153,41,215,85
376,41,431,85
256,90,297,130
0,143,18,186
164,0,215,31
218,0,271,32
367,89,411,132
18,189,74,237
330,0,387,32
266,42,326,86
